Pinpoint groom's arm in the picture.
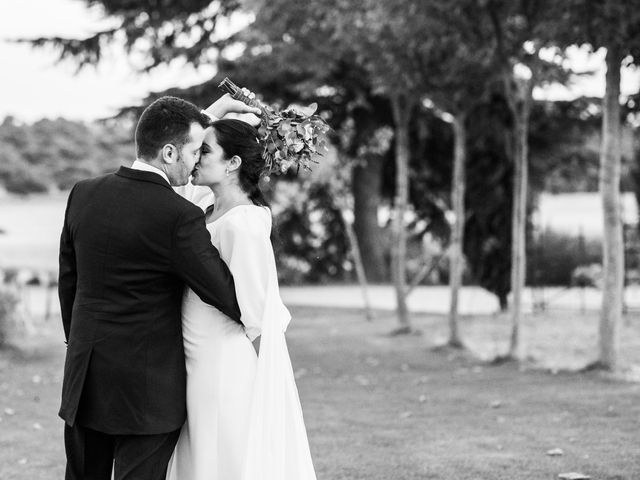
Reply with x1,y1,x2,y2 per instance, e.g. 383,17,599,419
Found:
58,187,78,343
171,206,242,323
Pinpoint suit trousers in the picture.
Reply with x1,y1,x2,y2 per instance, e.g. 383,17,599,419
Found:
64,423,180,480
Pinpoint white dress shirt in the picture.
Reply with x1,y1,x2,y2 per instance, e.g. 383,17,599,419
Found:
130,160,170,184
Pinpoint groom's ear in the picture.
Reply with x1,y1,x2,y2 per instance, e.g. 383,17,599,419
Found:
162,144,176,164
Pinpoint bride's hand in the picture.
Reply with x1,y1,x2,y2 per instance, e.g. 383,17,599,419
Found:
204,93,262,122
222,111,262,127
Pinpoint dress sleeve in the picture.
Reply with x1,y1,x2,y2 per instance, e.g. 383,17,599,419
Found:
217,208,291,340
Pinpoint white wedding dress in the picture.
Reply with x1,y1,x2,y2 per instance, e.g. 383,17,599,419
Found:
166,185,317,480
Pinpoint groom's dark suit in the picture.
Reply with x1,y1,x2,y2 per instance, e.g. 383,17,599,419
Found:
58,166,241,480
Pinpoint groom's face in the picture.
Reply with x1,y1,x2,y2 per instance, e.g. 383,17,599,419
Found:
167,122,206,186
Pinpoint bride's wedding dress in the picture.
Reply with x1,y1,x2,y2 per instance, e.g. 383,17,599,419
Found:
166,188,316,480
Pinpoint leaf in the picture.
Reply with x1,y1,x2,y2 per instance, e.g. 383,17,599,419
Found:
288,139,305,153
306,102,318,115
278,120,292,135
285,131,299,143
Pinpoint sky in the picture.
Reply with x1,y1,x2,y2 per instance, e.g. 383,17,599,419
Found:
0,0,639,123
0,0,217,122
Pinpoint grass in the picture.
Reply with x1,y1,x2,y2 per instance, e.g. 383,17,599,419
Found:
1,306,640,480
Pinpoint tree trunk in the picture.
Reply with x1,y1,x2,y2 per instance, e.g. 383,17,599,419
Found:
507,75,533,359
448,113,467,348
353,153,387,282
341,209,375,322
498,293,508,312
598,44,624,370
390,94,412,332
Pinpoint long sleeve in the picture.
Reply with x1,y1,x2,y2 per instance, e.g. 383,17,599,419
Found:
58,187,77,342
228,208,316,479
217,207,291,340
172,206,241,323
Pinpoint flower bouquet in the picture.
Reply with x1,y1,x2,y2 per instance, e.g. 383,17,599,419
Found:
218,77,330,175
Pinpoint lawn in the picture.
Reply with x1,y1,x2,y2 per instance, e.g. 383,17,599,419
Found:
1,306,639,480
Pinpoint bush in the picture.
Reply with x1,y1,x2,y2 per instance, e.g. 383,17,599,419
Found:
273,181,353,285
571,263,603,288
528,229,602,286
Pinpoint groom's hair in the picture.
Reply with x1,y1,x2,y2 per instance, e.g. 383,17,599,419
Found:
135,96,211,160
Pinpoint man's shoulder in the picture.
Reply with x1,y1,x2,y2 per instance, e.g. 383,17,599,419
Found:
68,172,116,201
74,171,114,189
171,194,207,221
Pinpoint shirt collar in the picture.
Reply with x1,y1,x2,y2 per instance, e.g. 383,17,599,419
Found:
131,160,170,184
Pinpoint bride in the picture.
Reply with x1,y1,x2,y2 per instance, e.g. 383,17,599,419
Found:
166,118,317,480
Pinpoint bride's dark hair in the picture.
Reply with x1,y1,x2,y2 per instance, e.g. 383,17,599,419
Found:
211,119,269,207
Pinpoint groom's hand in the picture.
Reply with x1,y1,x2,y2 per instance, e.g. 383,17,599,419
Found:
205,93,262,125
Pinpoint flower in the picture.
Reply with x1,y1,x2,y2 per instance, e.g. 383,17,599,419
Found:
219,77,330,175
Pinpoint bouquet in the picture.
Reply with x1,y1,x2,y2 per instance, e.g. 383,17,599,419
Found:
218,77,330,175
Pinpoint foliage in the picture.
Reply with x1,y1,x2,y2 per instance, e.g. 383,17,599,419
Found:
571,263,603,288
0,117,130,194
528,97,637,194
259,106,329,174
556,0,640,57
22,0,245,70
273,182,351,284
218,77,330,174
529,229,602,286
462,94,514,308
15,0,640,301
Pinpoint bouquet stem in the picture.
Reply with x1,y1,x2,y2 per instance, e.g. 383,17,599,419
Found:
218,77,269,115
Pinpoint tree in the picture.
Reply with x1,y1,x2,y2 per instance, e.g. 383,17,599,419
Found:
33,0,394,285
463,94,514,311
484,0,566,359
24,0,244,70
422,0,499,347
0,117,129,194
247,0,439,331
557,0,640,370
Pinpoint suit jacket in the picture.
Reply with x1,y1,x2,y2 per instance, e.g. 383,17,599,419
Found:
58,166,241,435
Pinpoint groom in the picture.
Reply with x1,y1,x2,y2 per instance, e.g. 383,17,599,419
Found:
58,95,260,480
